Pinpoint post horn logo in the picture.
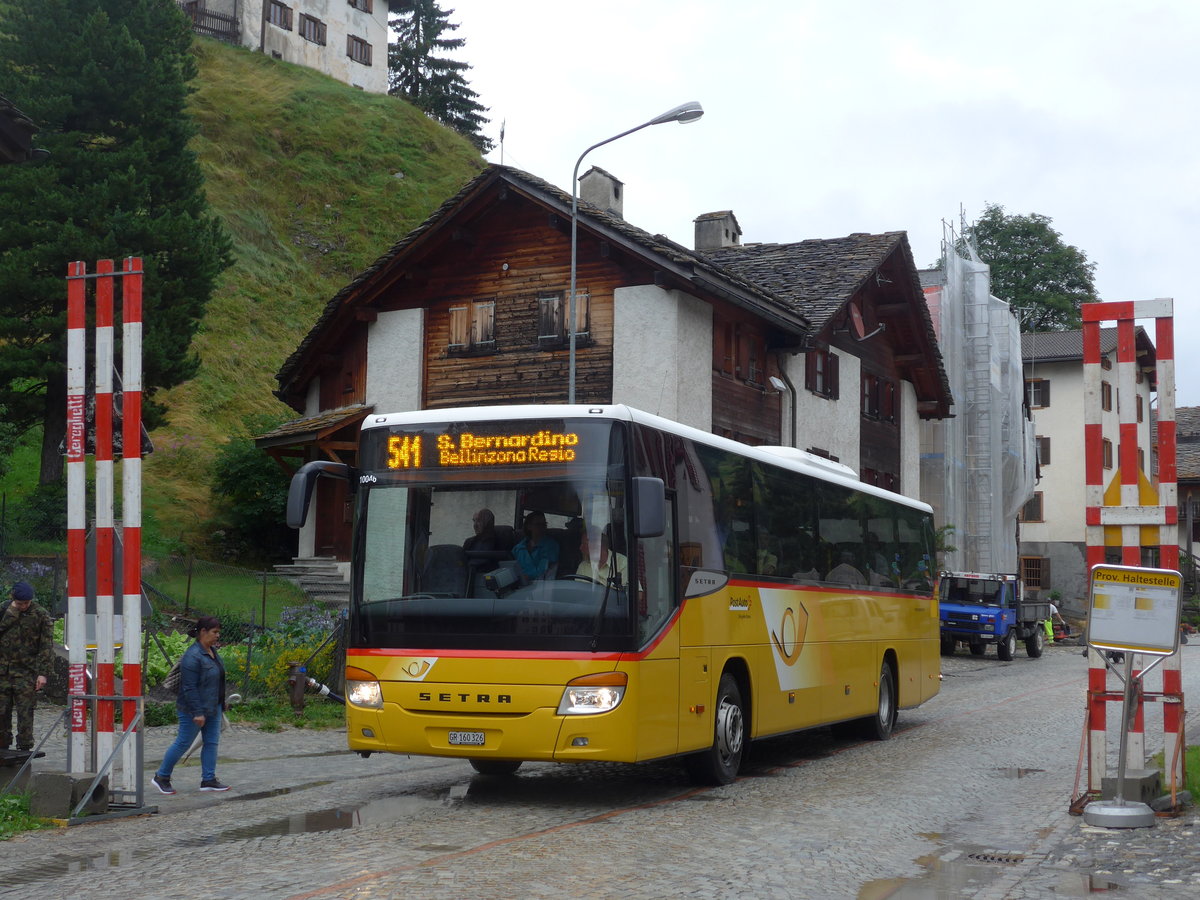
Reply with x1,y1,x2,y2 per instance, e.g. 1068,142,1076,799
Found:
770,605,809,666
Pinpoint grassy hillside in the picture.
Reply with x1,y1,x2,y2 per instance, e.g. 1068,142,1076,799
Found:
140,39,485,550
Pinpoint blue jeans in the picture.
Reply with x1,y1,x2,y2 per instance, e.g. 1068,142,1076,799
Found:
157,709,221,783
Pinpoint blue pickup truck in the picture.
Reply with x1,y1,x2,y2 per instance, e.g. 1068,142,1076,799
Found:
938,571,1051,660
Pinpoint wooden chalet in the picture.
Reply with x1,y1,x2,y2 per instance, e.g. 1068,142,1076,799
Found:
259,164,952,562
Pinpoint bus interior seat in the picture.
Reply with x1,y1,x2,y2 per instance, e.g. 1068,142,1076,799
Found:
421,544,468,596
493,524,517,552
548,527,582,578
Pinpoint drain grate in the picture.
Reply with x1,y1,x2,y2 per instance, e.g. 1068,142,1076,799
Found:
966,852,1026,865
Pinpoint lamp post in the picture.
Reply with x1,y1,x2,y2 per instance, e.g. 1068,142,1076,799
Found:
568,101,704,404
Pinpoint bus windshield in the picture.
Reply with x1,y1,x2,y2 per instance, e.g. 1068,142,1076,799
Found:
354,418,644,652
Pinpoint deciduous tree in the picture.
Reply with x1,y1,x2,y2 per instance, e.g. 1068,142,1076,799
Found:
0,0,232,484
963,204,1097,332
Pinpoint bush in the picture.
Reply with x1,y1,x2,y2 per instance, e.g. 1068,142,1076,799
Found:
12,480,68,542
207,417,295,564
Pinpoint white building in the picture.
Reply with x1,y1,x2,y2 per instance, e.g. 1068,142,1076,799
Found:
179,1,395,94
1020,328,1158,612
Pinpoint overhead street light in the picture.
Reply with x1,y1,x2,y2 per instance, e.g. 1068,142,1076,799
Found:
568,101,704,404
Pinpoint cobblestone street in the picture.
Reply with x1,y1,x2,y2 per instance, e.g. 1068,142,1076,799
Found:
1,642,1197,899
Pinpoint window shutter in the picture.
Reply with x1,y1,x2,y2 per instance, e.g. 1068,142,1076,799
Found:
805,350,817,391
1041,557,1051,590
830,353,840,399
1042,379,1050,407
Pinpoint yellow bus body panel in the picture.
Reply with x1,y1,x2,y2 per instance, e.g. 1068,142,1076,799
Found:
347,580,939,763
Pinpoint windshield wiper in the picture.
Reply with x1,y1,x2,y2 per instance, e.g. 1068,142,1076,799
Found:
589,572,624,651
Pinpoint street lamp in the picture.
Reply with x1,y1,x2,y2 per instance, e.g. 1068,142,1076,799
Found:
568,101,705,404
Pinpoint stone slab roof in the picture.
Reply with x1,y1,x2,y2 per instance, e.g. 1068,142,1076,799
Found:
701,233,911,325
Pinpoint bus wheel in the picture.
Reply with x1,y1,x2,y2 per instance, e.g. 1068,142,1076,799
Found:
1025,628,1045,658
684,673,746,785
468,759,522,776
969,642,986,656
859,661,897,741
997,629,1017,661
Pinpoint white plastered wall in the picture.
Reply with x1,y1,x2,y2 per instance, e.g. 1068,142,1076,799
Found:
787,352,861,471
367,308,424,413
240,0,389,93
612,285,712,431
899,380,920,496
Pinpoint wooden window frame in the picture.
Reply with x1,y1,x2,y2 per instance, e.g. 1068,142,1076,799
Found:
1102,438,1113,469
1136,394,1144,423
805,348,839,399
537,290,589,348
1100,381,1112,411
1036,435,1050,467
348,0,373,11
1020,556,1050,590
448,300,496,355
1019,491,1044,523
1025,378,1050,409
347,34,372,65
267,0,292,30
299,13,327,45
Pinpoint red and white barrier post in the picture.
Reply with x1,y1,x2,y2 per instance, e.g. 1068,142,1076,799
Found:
1080,299,1182,797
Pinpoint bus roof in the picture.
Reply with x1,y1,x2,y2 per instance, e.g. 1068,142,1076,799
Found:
362,404,933,514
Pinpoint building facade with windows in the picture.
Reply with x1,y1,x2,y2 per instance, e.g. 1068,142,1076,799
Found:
177,1,393,93
1019,328,1158,611
258,165,953,563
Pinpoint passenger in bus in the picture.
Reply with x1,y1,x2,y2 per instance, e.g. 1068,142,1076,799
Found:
825,551,866,587
575,526,628,586
864,532,889,582
463,508,499,553
513,511,559,582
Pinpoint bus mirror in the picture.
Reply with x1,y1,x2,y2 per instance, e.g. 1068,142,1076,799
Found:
632,477,665,538
286,460,352,529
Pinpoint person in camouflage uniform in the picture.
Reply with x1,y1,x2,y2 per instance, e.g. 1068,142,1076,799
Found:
0,581,54,752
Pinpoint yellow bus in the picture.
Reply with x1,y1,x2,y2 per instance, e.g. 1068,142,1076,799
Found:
287,405,940,784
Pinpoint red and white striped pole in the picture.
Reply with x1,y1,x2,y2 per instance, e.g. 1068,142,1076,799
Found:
1081,315,1107,791
94,260,116,768
65,262,89,769
120,257,144,789
1155,313,1184,790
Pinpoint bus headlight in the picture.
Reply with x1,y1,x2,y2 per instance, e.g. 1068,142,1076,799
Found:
557,672,628,715
345,665,383,708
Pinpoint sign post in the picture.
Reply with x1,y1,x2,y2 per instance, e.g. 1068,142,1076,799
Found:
1082,563,1182,828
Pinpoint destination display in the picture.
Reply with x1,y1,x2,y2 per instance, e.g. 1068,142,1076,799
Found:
382,427,582,470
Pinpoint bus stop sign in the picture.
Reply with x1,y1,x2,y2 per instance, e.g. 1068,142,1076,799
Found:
1087,564,1182,657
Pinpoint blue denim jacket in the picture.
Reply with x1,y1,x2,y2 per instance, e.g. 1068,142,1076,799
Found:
176,640,226,718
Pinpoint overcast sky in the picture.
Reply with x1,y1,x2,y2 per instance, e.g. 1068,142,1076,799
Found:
440,0,1199,406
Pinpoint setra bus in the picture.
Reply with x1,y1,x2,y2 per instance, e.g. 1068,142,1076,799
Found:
287,404,940,784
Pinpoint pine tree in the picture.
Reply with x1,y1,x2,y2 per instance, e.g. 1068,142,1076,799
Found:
388,0,493,152
0,0,232,484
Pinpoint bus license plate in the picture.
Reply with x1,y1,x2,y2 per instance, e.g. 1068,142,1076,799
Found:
448,730,485,746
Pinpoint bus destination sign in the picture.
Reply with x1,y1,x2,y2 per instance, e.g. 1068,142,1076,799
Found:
385,429,581,470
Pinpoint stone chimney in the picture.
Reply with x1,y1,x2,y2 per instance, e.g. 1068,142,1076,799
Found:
578,166,623,219
694,211,742,250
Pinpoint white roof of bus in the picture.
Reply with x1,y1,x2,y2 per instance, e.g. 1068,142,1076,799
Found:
362,404,932,513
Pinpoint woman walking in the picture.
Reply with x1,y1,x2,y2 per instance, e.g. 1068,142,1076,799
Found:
152,616,231,794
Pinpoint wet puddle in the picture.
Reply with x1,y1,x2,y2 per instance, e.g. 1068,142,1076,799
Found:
1,791,444,886
859,852,1128,898
209,792,442,842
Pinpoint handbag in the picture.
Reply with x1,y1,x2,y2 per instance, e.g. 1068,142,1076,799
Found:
162,660,183,694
